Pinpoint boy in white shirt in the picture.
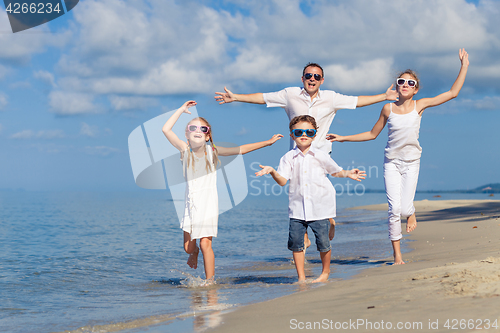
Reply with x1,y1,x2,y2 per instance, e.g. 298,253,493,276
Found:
256,115,365,283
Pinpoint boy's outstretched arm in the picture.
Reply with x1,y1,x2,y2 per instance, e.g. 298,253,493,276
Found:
332,169,366,182
256,165,288,186
356,84,398,107
214,87,266,105
217,134,283,156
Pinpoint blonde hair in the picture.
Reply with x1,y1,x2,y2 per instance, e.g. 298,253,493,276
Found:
186,117,219,173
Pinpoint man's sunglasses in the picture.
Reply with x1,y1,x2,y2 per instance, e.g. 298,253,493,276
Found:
396,78,417,87
187,125,210,133
291,129,317,137
304,73,322,81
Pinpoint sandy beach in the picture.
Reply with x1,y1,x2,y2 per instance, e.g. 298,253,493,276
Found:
209,199,500,333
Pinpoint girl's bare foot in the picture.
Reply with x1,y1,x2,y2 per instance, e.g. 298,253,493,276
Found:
312,272,329,283
329,218,336,240
187,246,199,269
406,213,417,233
393,252,405,265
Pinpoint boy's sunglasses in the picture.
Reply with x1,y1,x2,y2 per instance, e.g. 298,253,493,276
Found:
187,125,210,133
303,73,322,81
291,129,317,137
396,78,417,87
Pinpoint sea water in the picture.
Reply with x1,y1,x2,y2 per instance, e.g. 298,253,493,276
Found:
0,191,494,333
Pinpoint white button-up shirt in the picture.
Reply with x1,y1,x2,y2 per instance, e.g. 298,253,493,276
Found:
277,147,343,221
263,87,358,154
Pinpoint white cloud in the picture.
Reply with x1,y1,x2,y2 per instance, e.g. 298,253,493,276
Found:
0,123,3,134
236,127,249,136
0,8,71,62
461,96,500,110
83,146,120,157
29,143,72,154
37,0,500,111
49,91,99,115
0,93,7,110
80,122,98,137
108,95,158,111
34,70,57,88
10,129,66,139
323,58,394,93
10,130,34,139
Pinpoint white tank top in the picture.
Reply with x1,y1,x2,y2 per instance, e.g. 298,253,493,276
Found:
384,101,422,161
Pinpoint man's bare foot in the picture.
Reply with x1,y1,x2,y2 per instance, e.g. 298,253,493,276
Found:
312,272,329,283
329,218,336,240
406,214,417,233
187,246,199,269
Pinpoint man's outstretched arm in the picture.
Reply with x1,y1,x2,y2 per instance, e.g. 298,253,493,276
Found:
214,87,265,105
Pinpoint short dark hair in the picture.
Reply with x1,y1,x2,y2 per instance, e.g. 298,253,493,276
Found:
289,115,318,132
303,62,324,78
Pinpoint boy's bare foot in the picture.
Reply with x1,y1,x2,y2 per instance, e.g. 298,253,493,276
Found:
328,218,336,240
312,272,329,283
187,247,199,269
406,214,417,233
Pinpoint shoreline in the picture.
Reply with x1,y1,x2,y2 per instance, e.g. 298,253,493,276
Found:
209,199,500,332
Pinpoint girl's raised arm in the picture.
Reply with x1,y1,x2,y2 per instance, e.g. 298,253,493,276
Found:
416,49,469,113
327,105,390,143
217,134,283,156
162,101,197,152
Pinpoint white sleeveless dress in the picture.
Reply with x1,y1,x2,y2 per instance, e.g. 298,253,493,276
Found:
181,146,218,239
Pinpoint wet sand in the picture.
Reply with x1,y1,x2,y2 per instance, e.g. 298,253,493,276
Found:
209,199,500,332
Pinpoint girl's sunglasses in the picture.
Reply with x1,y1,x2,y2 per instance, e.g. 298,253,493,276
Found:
304,73,322,81
187,125,210,133
396,78,417,87
291,129,317,137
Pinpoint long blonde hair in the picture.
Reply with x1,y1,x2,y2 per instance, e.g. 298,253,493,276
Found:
186,117,219,173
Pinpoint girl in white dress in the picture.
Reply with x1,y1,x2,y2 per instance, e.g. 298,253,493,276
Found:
327,49,469,265
162,100,283,282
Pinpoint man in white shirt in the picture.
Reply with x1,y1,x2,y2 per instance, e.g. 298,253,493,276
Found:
255,115,365,283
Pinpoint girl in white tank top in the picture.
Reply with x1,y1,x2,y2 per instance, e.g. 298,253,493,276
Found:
327,49,469,265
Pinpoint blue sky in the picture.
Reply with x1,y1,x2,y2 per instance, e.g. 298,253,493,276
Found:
0,0,499,192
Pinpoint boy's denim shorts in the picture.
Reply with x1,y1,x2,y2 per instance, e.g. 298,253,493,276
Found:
288,218,331,252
